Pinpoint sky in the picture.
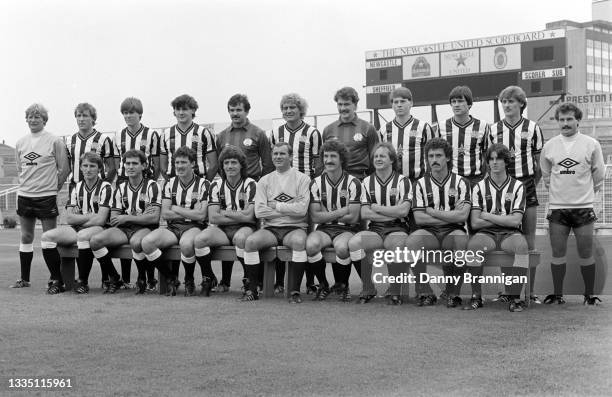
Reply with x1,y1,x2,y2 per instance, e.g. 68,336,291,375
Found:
0,0,593,146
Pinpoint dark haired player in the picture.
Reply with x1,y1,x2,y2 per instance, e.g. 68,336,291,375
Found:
11,103,70,289
409,137,470,307
464,143,529,312
193,146,257,296
306,140,361,301
322,86,380,180
216,94,274,292
113,97,161,291
489,86,544,304
242,142,311,302
89,150,161,293
380,87,437,182
540,103,605,306
141,147,209,296
347,142,411,304
439,86,489,187
40,152,112,294
160,94,217,286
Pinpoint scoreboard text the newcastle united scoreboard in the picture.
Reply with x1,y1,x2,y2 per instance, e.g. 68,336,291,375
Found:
365,29,567,108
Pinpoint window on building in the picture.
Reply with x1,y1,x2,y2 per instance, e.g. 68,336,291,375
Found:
530,81,541,93
587,39,594,49
379,69,387,80
379,94,388,106
533,46,554,62
588,55,594,65
595,56,602,67
553,79,563,91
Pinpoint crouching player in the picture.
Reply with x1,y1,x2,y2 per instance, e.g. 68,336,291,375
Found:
41,152,112,294
409,138,470,307
243,142,311,302
306,140,361,301
464,143,529,312
141,147,209,296
193,146,256,296
347,142,411,304
90,150,161,293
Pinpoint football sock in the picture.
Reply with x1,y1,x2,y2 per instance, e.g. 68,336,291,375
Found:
77,246,94,284
195,252,215,279
171,260,180,279
289,261,306,294
275,259,285,286
19,243,34,282
580,263,596,296
221,261,234,285
551,263,566,295
120,258,132,283
41,243,62,282
467,265,483,296
134,259,148,281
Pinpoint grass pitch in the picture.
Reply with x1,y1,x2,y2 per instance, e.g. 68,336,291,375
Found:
0,229,611,396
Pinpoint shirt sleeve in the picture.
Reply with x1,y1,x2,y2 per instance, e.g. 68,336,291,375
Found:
147,181,161,206
458,177,471,204
112,185,123,211
159,130,168,155
67,184,78,207
413,181,426,211
203,127,216,154
532,123,544,154
199,179,211,202
162,179,172,200
99,183,113,208
400,177,412,203
245,179,257,204
471,183,483,211
310,179,320,203
150,130,160,157
512,183,526,214
349,178,361,204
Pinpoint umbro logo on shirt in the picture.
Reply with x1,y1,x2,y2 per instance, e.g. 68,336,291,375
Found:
24,152,41,165
274,193,294,203
558,158,579,174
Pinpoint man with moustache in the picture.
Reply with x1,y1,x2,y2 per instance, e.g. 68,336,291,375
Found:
409,138,471,308
322,87,380,181
215,94,273,292
306,140,361,302
540,103,605,306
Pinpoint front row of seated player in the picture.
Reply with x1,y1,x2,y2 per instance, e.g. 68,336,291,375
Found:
41,140,530,310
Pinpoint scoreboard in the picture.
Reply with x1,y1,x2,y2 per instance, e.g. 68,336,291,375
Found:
365,29,567,108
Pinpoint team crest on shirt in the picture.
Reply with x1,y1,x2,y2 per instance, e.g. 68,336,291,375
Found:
457,146,466,156
505,192,513,202
90,142,99,151
274,193,293,203
353,133,363,142
92,195,99,204
299,135,307,143
139,192,147,202
509,148,516,157
470,131,481,138
390,188,398,197
520,130,530,139
243,138,253,147
339,189,349,198
449,187,457,197
484,194,492,201
321,192,327,201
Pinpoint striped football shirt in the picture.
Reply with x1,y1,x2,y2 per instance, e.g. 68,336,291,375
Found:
114,125,160,178
380,116,438,180
112,178,161,215
67,178,113,215
162,175,210,226
269,121,322,178
413,172,470,227
440,117,490,177
310,171,361,225
472,175,525,232
67,130,114,184
160,123,216,178
489,117,543,178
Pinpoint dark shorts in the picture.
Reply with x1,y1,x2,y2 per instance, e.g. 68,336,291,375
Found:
517,176,538,208
119,224,158,240
368,221,409,239
316,224,358,241
477,229,522,250
167,222,205,240
421,224,466,245
221,224,255,241
547,208,597,228
17,195,59,219
265,226,305,245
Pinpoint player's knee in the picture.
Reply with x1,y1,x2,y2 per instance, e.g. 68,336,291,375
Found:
40,231,52,243
193,233,207,248
89,234,103,250
232,234,247,248
305,238,321,256
140,235,155,253
287,235,306,251
179,242,195,257
347,236,361,252
129,239,142,252
333,243,350,259
244,235,259,251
